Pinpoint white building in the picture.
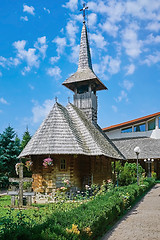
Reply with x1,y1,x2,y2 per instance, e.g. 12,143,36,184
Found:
103,112,160,178
103,112,160,140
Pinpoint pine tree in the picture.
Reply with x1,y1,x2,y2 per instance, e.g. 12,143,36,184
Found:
21,127,32,150
0,126,21,188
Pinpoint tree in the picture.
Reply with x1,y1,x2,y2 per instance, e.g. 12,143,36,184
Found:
0,126,21,188
21,127,32,150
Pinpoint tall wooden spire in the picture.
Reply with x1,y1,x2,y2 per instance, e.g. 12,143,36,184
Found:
62,5,107,124
78,22,93,71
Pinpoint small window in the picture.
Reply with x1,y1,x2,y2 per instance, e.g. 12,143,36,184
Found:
134,123,146,132
148,119,155,131
60,159,66,170
121,127,132,133
159,117,160,129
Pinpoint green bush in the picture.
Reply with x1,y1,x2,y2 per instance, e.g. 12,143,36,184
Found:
0,179,155,240
117,162,145,186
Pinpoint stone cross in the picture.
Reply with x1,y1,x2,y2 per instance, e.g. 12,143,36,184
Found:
9,163,33,207
80,3,88,23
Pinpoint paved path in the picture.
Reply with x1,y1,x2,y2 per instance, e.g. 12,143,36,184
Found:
102,184,160,240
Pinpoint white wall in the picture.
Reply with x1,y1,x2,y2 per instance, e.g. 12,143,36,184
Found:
105,128,160,140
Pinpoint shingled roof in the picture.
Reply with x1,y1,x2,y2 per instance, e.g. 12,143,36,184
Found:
19,102,124,160
62,23,107,92
113,137,160,160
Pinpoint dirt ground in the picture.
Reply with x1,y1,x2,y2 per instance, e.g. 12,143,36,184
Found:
102,184,160,240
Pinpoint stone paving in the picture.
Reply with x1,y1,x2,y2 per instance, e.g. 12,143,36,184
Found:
102,184,160,240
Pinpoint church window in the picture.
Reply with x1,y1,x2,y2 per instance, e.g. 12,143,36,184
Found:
134,123,145,132
148,119,155,131
121,127,132,133
60,159,66,170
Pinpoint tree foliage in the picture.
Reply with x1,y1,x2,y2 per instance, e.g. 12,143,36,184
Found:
114,161,145,186
0,126,21,188
21,127,31,150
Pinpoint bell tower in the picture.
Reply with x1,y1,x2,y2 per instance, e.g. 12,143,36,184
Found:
62,4,107,124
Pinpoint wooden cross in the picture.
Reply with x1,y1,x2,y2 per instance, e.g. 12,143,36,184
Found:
80,3,88,23
9,163,33,207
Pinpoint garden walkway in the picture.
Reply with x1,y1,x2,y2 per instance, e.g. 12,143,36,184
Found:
102,183,160,240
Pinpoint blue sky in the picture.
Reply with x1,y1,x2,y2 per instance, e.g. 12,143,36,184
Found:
0,0,160,138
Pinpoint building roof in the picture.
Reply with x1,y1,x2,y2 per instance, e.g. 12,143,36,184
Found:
19,102,124,160
103,112,160,132
113,137,160,160
62,23,107,92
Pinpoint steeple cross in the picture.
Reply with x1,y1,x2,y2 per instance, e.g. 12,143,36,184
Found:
80,3,88,23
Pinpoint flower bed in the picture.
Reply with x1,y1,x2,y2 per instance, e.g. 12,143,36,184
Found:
0,178,155,240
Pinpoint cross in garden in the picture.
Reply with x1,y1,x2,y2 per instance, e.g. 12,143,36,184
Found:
8,162,34,207
80,3,88,23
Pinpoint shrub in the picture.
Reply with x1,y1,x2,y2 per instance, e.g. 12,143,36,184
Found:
117,162,145,186
0,179,155,240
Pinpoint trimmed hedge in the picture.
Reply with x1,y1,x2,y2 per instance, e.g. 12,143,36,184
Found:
0,178,155,240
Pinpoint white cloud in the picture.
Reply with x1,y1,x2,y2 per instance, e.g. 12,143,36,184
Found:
71,14,83,23
112,105,118,113
125,64,135,75
0,56,20,68
0,71,2,77
62,0,78,12
125,0,160,21
146,21,160,32
90,33,107,49
32,99,54,123
9,57,20,66
0,56,7,67
21,66,31,76
100,21,119,38
69,44,79,64
34,36,48,59
122,25,142,58
87,1,108,14
103,55,121,74
88,13,97,27
23,4,35,15
116,90,128,102
44,7,50,14
50,56,60,64
122,80,134,91
20,16,28,21
47,66,61,78
66,20,78,46
145,34,160,45
142,52,160,66
52,37,66,55
0,97,8,104
13,40,39,69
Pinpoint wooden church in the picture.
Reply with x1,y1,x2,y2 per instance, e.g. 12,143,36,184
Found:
19,11,124,192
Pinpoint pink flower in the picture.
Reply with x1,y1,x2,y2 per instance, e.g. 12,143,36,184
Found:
43,158,53,168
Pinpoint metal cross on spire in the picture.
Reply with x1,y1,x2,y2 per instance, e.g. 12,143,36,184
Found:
80,3,88,23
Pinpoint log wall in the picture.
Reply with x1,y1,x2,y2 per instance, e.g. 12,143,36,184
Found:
31,154,112,192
